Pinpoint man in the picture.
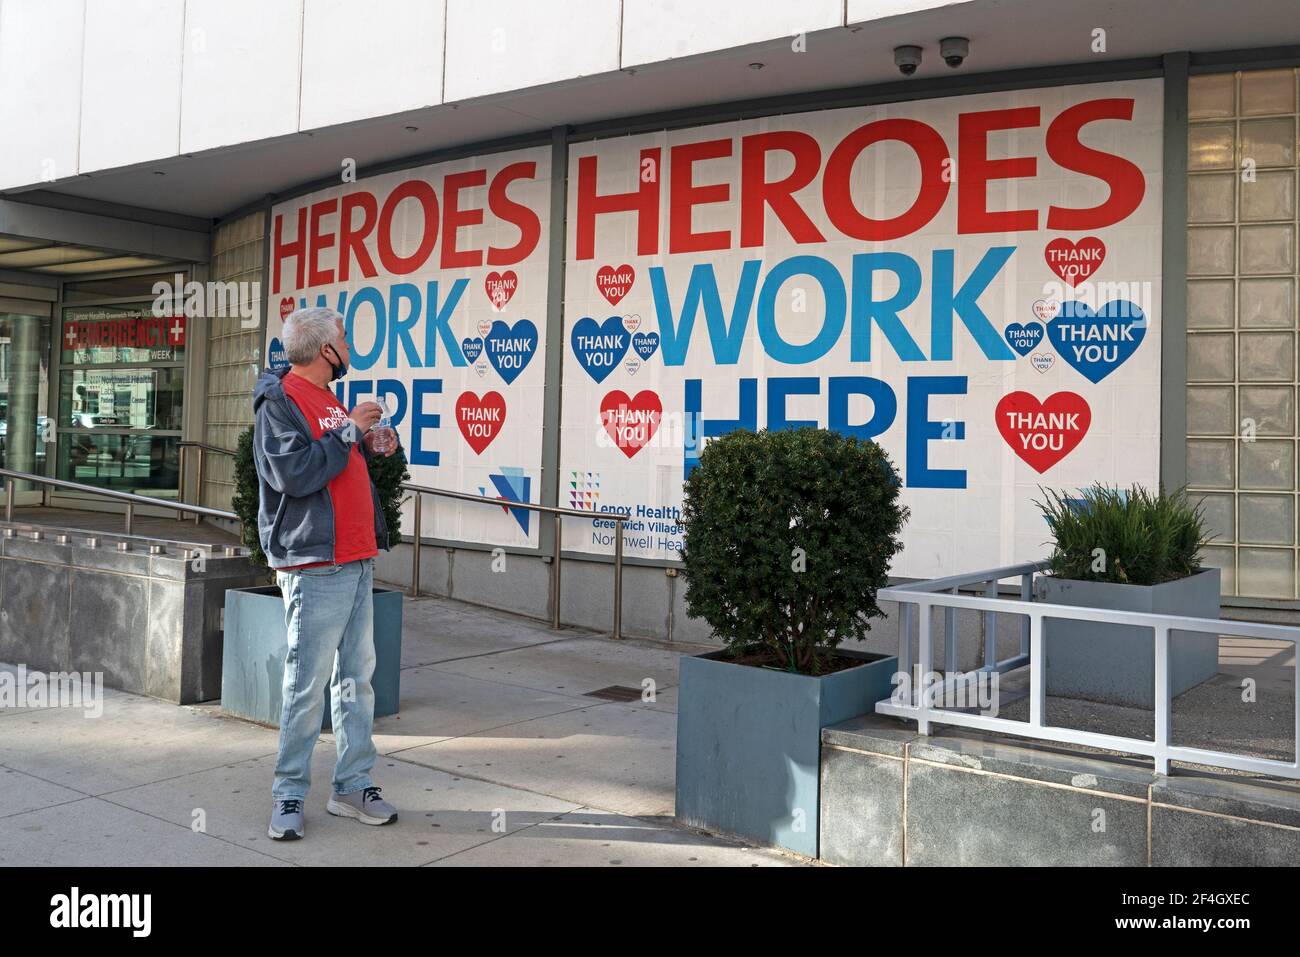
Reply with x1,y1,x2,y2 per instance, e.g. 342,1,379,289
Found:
252,306,400,841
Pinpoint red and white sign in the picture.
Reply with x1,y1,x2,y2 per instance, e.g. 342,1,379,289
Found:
264,145,552,548
456,390,507,454
600,390,662,458
596,264,635,305
995,391,1092,473
484,270,518,310
64,314,185,351
561,78,1163,576
1045,237,1107,287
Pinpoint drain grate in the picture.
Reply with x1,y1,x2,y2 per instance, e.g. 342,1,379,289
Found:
583,685,643,702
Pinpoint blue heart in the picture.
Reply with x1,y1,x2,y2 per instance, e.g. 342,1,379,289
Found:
484,319,537,385
632,330,659,361
1047,300,1147,384
461,336,483,364
570,316,629,384
1003,322,1044,357
268,337,290,370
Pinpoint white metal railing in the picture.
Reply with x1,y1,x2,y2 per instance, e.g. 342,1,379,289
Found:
874,561,1300,780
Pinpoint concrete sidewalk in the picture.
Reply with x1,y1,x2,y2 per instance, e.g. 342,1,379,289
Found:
0,593,804,867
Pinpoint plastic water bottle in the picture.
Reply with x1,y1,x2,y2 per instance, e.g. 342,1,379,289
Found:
371,399,394,454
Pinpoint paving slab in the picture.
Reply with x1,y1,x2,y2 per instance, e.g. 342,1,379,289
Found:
370,666,592,755
0,690,278,794
639,685,678,714
108,742,581,867
398,700,678,817
0,591,937,866
0,766,87,819
0,796,289,866
399,596,594,667
429,808,804,867
428,635,704,700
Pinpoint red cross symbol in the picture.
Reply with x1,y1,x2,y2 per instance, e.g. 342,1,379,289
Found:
167,316,186,346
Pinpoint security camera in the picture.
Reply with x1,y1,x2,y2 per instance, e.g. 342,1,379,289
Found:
940,36,969,68
894,45,923,76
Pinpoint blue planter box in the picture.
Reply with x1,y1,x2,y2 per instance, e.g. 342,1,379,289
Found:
675,647,897,858
220,584,402,729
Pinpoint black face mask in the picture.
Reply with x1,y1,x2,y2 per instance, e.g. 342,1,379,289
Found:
324,344,348,381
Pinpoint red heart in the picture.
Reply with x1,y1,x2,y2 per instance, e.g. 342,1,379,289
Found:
279,296,296,320
995,391,1091,473
484,270,518,310
1044,237,1105,288
600,390,661,459
455,391,506,455
596,264,635,306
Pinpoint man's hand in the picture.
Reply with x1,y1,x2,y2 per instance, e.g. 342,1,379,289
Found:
348,401,382,433
364,427,398,457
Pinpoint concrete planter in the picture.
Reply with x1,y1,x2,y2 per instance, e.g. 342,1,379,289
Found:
1041,568,1221,708
220,585,403,728
675,647,897,858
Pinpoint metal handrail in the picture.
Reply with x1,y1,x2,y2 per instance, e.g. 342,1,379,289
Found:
177,441,237,456
0,460,634,640
0,466,238,535
399,481,629,639
886,561,1045,694
177,441,237,523
876,563,1300,781
0,519,240,557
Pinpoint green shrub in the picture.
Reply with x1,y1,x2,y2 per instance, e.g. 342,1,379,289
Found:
232,424,410,576
680,427,908,675
367,440,411,549
231,426,268,572
1036,484,1209,586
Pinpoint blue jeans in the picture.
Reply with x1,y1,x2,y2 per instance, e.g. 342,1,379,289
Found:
272,557,377,800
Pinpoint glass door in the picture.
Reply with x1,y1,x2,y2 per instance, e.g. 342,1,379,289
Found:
55,302,185,500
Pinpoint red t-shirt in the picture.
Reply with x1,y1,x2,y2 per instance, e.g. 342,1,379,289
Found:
280,371,377,568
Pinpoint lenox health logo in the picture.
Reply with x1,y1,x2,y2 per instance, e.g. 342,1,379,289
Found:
568,471,600,510
479,467,532,534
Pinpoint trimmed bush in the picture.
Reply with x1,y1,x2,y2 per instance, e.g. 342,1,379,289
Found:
680,427,908,675
232,424,410,576
230,426,267,571
1036,483,1209,586
367,439,412,550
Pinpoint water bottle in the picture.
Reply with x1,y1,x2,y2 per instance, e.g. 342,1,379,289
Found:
370,399,394,454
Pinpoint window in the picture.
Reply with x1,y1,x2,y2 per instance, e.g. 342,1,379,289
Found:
56,298,186,497
1187,68,1300,598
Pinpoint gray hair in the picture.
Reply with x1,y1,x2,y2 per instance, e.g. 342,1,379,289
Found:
282,307,344,365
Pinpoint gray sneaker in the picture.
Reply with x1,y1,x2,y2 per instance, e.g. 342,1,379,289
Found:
268,798,305,840
326,785,398,825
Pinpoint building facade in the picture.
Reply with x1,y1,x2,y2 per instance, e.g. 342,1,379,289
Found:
1,0,1299,636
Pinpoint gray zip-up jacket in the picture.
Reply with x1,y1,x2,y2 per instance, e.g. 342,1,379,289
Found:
252,367,389,569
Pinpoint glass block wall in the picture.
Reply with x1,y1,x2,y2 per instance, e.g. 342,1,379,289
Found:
1188,68,1299,599
203,210,265,511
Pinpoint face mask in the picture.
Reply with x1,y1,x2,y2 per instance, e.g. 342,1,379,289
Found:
324,344,348,381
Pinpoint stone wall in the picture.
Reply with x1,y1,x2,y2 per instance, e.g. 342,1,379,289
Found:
0,529,265,704
819,715,1300,866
